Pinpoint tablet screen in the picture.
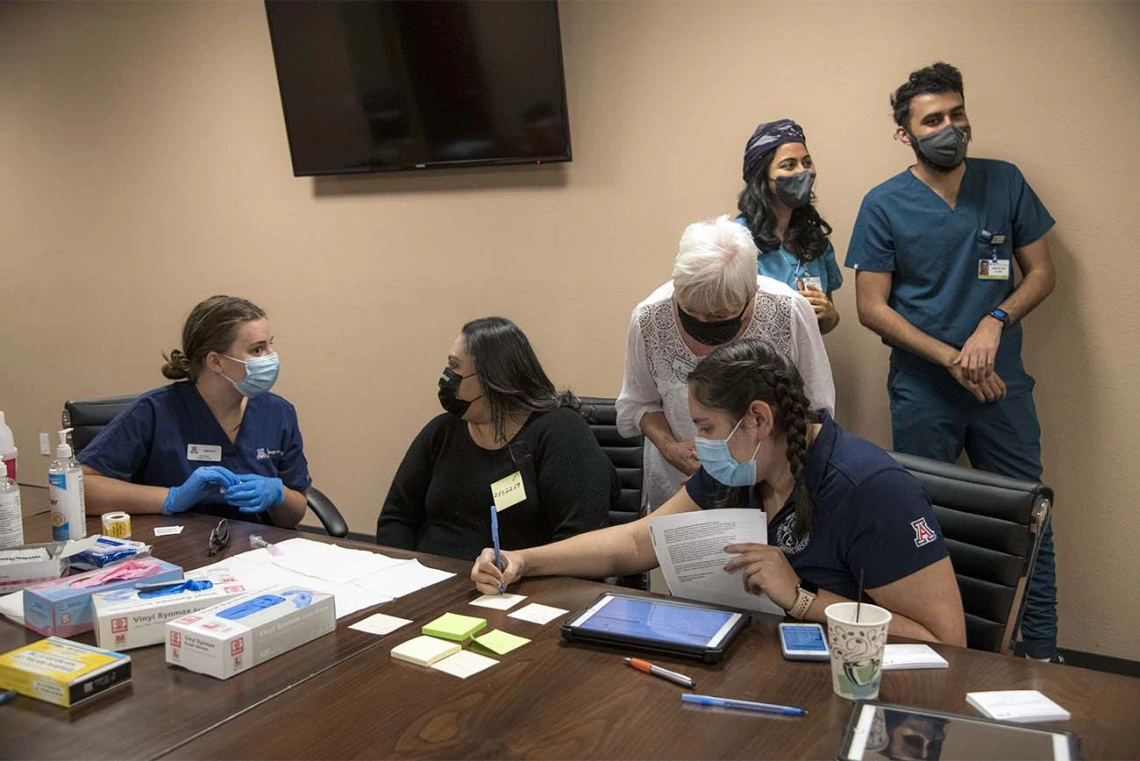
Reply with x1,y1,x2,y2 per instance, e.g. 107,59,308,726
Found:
843,704,1074,761
569,595,740,649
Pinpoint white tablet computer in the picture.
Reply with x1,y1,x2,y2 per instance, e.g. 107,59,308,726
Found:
838,701,1080,761
559,592,749,663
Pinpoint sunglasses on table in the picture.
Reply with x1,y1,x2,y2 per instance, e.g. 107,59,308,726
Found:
208,519,230,556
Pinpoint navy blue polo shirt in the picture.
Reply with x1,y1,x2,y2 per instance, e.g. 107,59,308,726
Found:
685,412,948,597
845,159,1054,377
79,382,311,521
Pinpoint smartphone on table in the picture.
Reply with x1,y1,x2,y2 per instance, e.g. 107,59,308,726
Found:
778,622,830,661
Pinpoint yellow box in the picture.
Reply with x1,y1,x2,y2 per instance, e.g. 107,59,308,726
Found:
0,636,131,707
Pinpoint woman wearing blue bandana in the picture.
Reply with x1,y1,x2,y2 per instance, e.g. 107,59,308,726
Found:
80,295,311,527
736,119,842,334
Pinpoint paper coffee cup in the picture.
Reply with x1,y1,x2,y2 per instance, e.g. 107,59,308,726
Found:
825,602,892,700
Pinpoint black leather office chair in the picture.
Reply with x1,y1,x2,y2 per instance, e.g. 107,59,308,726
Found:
889,451,1052,654
63,395,349,538
579,396,647,590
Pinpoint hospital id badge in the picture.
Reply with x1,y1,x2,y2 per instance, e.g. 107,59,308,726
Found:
978,259,1011,280
491,471,526,512
187,444,223,462
798,276,823,291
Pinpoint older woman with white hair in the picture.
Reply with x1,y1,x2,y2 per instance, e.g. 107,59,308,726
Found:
616,215,835,511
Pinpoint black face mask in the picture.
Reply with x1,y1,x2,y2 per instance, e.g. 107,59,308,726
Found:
676,302,749,346
438,368,480,418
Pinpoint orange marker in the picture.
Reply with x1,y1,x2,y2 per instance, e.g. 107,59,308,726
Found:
624,657,695,688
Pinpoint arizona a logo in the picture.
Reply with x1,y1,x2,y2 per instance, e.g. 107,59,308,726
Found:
911,518,937,547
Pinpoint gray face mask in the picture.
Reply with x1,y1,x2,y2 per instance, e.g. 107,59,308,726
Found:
774,171,816,209
915,124,971,169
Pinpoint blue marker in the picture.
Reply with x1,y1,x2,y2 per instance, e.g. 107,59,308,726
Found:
490,505,503,595
681,694,806,716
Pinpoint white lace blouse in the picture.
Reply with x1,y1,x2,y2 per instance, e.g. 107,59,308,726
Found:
616,276,836,511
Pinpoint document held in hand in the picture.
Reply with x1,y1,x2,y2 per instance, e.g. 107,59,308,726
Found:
648,509,784,616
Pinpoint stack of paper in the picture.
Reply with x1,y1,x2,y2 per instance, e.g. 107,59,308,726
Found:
194,538,455,620
882,644,950,670
422,613,487,642
391,636,461,666
966,690,1071,723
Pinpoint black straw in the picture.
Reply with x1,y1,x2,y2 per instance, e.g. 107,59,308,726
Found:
856,568,865,623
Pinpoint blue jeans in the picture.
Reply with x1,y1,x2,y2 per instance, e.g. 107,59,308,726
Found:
888,359,1057,658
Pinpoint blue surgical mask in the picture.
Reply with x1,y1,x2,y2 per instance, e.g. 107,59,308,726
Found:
694,417,763,487
222,353,279,398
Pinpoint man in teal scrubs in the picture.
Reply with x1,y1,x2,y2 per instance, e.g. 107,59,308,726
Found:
846,62,1059,660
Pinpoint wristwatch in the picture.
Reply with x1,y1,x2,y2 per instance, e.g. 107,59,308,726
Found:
788,579,818,620
987,308,1011,328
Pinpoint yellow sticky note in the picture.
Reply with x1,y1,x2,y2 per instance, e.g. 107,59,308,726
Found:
491,471,526,512
422,612,487,642
474,629,531,655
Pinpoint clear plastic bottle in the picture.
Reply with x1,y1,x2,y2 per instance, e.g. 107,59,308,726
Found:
49,429,86,541
0,410,17,481
0,474,22,548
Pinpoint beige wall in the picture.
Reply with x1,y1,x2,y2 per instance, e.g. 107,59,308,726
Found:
1,0,1137,659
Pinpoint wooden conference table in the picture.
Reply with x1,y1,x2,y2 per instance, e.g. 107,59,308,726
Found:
3,489,1139,760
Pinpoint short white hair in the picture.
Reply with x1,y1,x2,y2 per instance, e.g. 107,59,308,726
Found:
672,215,759,315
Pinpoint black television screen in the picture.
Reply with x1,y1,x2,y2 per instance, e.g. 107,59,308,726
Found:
264,0,572,176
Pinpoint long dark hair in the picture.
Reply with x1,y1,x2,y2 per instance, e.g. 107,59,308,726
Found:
687,339,814,537
462,317,577,444
162,295,266,381
736,148,833,263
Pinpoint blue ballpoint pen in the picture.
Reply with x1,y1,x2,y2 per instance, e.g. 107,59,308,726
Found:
490,505,503,595
682,693,807,716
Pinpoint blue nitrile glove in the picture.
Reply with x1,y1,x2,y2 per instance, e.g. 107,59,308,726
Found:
224,474,285,515
163,466,240,515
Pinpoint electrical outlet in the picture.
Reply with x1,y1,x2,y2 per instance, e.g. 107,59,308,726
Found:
39,432,51,456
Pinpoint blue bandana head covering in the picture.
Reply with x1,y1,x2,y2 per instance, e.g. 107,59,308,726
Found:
742,119,807,181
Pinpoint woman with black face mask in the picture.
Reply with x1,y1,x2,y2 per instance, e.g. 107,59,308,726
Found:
616,216,834,514
376,317,616,561
738,119,842,334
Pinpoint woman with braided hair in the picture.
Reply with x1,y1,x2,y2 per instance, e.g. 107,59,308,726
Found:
472,338,966,646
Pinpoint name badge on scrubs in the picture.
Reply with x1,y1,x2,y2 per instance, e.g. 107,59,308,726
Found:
978,259,1011,280
187,444,222,462
491,472,526,512
798,276,823,291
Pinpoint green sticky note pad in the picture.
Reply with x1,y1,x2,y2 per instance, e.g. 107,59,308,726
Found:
474,629,531,655
422,612,487,642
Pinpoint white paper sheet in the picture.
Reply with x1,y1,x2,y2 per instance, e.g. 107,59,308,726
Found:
349,613,413,636
469,593,527,611
193,539,451,619
648,508,784,615
351,559,455,599
508,603,568,625
431,650,498,679
154,526,184,536
0,591,23,625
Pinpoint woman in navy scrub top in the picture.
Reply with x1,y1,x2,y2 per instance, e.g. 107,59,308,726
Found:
80,295,311,527
473,338,966,646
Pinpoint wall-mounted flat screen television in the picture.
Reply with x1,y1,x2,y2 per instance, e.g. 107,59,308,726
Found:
264,0,572,176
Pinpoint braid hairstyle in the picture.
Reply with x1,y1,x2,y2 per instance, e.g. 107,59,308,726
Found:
687,338,816,537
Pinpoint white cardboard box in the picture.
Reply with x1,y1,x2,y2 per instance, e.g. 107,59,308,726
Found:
93,566,251,651
164,584,335,679
0,535,102,594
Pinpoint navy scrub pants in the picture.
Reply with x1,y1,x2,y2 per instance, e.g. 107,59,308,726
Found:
888,360,1057,659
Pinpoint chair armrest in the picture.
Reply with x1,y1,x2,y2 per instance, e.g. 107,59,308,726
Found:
305,486,348,538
